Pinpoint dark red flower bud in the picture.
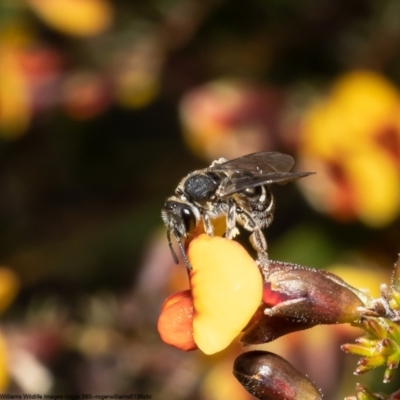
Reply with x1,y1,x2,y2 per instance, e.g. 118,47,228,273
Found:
263,261,365,323
242,260,366,345
233,350,322,400
241,309,317,345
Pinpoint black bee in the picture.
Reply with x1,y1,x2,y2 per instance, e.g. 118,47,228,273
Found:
161,151,314,270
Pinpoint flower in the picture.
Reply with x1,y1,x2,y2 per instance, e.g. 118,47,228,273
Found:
298,71,400,227
157,234,263,355
111,36,164,109
157,234,367,353
156,232,388,398
0,24,64,138
179,79,283,161
0,28,32,138
62,71,111,119
0,267,19,391
27,0,113,37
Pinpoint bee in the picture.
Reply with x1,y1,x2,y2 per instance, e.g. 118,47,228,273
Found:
161,151,314,271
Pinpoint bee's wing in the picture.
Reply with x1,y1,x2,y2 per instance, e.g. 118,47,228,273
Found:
212,151,295,175
219,171,314,197
210,152,314,197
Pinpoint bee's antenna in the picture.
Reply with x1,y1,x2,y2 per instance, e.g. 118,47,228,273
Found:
167,229,179,264
167,229,193,270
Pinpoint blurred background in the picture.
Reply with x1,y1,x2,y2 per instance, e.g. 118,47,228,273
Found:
0,0,400,398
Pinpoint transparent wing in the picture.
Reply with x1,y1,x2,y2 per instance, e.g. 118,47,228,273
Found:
210,152,314,197
211,152,295,175
218,171,314,197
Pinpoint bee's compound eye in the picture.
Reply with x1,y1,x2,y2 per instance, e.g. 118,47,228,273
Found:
181,207,196,233
245,187,255,194
244,186,262,197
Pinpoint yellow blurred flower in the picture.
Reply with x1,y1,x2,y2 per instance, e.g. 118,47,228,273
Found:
299,71,400,226
0,45,31,139
0,23,65,138
115,71,160,109
0,268,19,315
27,0,113,37
0,333,9,391
112,37,164,109
328,263,390,299
201,356,252,400
0,267,19,392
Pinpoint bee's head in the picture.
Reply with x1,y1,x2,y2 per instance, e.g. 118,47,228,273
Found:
161,199,199,238
161,198,199,269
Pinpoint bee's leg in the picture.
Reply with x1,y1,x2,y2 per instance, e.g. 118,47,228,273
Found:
249,228,267,253
256,251,269,280
249,229,270,279
239,210,270,278
203,213,214,236
237,207,267,253
225,199,240,239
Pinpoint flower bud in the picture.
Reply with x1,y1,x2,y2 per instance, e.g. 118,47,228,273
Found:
344,383,381,400
241,307,317,345
242,260,365,345
391,255,400,308
342,316,400,383
266,261,365,322
233,351,322,400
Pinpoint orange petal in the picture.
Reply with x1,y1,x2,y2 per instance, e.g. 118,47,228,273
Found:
157,290,197,352
189,234,262,354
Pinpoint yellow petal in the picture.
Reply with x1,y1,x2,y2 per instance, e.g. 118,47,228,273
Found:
189,234,262,355
27,0,113,37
